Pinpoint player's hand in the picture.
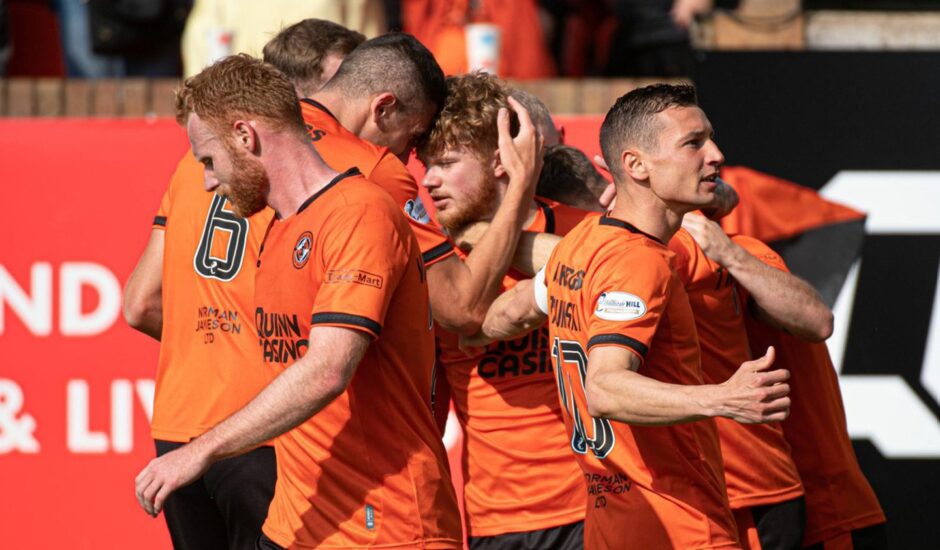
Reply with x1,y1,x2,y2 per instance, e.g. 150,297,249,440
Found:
499,96,543,201
700,177,739,221
134,443,211,517
681,212,741,267
716,346,790,424
593,155,617,210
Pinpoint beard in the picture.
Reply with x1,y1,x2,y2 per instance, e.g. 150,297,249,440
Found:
435,181,499,234
222,146,269,218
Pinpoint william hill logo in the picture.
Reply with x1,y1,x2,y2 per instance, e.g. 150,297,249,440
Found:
256,307,308,363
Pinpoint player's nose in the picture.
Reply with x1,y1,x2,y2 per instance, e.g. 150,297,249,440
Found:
705,140,725,167
203,172,219,192
422,169,441,190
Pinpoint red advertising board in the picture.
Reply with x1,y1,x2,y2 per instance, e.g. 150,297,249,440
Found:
0,116,603,548
0,119,187,548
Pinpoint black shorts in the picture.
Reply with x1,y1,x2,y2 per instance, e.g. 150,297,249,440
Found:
468,520,584,550
255,532,283,550
155,440,277,550
750,496,806,550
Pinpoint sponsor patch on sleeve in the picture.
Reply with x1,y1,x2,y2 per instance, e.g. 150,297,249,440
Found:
326,269,384,289
404,197,432,224
594,291,646,321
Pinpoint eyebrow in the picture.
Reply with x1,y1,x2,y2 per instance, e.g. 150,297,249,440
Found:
678,127,713,142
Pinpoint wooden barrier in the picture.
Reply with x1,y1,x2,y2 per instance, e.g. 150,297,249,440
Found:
0,78,681,117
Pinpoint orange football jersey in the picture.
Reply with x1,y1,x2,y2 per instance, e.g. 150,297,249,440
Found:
437,199,589,536
256,169,462,548
545,215,738,549
669,229,804,510
301,98,456,267
734,236,885,546
719,166,864,244
150,152,277,442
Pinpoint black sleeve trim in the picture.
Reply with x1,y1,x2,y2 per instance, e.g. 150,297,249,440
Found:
587,333,648,358
153,216,167,227
536,199,556,234
422,241,455,264
311,312,382,336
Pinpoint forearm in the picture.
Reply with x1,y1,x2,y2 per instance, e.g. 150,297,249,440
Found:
434,185,534,333
723,246,833,341
189,354,345,462
587,367,714,426
509,231,561,277
480,279,547,341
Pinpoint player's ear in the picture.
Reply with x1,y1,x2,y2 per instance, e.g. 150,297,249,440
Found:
491,148,506,179
622,148,648,181
371,93,397,127
232,120,258,153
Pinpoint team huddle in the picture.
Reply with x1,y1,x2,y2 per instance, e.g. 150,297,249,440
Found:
124,19,886,550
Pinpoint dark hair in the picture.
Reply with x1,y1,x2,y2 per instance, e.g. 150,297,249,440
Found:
599,83,697,179
322,32,446,117
537,145,608,211
417,71,518,163
509,89,559,144
262,19,364,97
176,54,305,137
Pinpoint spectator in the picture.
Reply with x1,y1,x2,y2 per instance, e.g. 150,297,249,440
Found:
181,0,385,77
402,0,555,78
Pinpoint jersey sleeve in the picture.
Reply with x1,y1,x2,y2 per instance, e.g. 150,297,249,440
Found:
583,246,673,363
153,189,170,229
666,229,697,286
371,152,457,267
155,151,204,229
311,202,412,339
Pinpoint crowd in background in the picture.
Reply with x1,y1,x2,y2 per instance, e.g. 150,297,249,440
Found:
1,0,737,79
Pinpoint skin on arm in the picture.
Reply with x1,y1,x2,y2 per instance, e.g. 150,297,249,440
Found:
123,229,165,341
585,345,790,425
681,213,834,342
459,277,548,351
134,326,370,516
451,222,562,278
426,96,543,335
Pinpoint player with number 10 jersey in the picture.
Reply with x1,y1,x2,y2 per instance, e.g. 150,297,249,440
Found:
544,215,739,549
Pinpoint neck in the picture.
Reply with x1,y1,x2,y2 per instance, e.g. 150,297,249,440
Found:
309,89,369,136
608,180,689,243
493,177,541,227
264,133,339,218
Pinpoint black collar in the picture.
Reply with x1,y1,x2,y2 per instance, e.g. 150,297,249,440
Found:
299,98,338,122
295,167,362,215
598,215,664,245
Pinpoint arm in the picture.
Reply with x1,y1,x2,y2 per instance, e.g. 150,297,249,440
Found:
681,214,834,342
452,222,562,278
135,326,369,516
460,277,548,350
585,345,789,425
426,96,543,334
123,229,165,341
